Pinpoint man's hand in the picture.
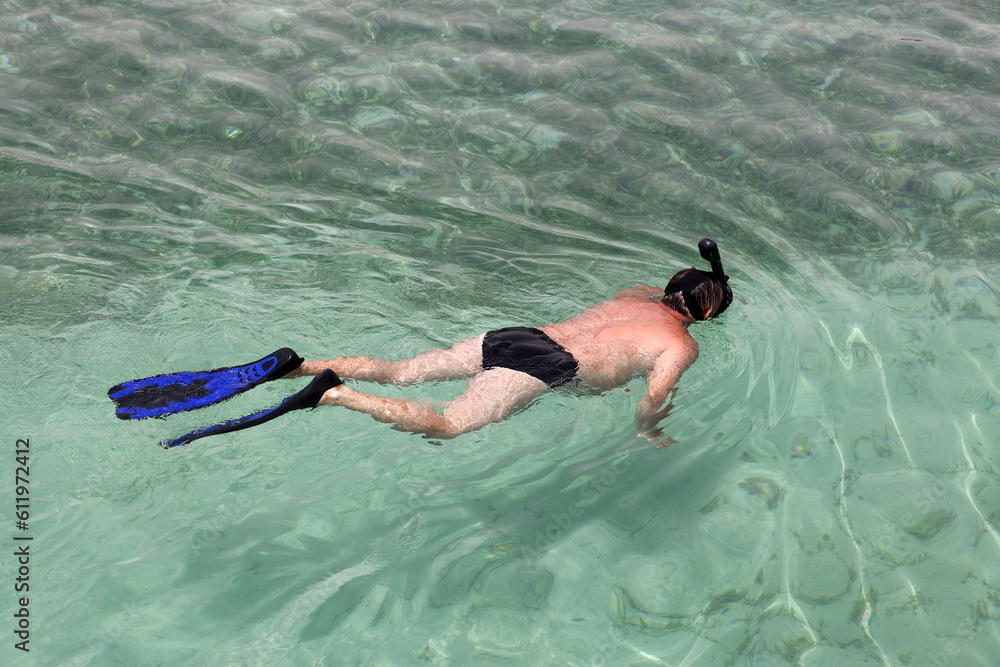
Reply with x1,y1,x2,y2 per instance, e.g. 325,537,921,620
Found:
635,387,677,446
638,426,678,449
636,338,697,450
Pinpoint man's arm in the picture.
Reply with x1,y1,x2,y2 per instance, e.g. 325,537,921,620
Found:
635,340,699,446
614,285,662,300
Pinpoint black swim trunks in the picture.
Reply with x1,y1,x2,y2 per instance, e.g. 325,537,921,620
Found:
481,327,579,388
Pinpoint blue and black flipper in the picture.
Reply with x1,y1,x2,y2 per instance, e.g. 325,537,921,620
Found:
109,348,304,420
161,369,343,448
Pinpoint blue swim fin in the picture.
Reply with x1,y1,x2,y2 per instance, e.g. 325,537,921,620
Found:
109,348,304,420
161,370,342,448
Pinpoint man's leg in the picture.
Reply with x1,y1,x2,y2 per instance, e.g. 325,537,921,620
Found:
288,335,485,384
319,368,548,439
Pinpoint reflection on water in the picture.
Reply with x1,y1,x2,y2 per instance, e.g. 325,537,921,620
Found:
3,0,1000,664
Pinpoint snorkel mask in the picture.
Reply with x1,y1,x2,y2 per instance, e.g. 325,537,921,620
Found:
664,238,733,320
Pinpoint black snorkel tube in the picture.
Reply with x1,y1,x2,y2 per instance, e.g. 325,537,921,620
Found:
699,238,733,317
699,238,726,282
665,238,733,320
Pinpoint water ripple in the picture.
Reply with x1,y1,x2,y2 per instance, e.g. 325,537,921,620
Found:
5,0,1000,664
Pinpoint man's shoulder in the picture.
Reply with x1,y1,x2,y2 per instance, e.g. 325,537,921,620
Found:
613,285,662,301
647,325,698,369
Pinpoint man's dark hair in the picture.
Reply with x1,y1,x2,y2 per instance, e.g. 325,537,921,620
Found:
662,269,726,320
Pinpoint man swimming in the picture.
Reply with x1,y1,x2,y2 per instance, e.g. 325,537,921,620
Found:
110,239,733,448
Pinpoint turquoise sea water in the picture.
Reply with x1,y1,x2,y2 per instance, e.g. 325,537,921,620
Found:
2,0,1000,664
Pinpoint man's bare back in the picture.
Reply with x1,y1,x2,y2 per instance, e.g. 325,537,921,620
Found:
542,287,697,390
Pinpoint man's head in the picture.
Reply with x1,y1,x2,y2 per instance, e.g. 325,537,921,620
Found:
661,238,733,321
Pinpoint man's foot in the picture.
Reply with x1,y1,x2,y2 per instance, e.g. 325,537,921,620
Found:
160,369,343,448
319,382,351,406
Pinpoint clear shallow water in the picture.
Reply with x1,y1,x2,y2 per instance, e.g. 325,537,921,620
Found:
2,0,1000,664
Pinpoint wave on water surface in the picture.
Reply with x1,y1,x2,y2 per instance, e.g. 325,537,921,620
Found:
3,0,1000,665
